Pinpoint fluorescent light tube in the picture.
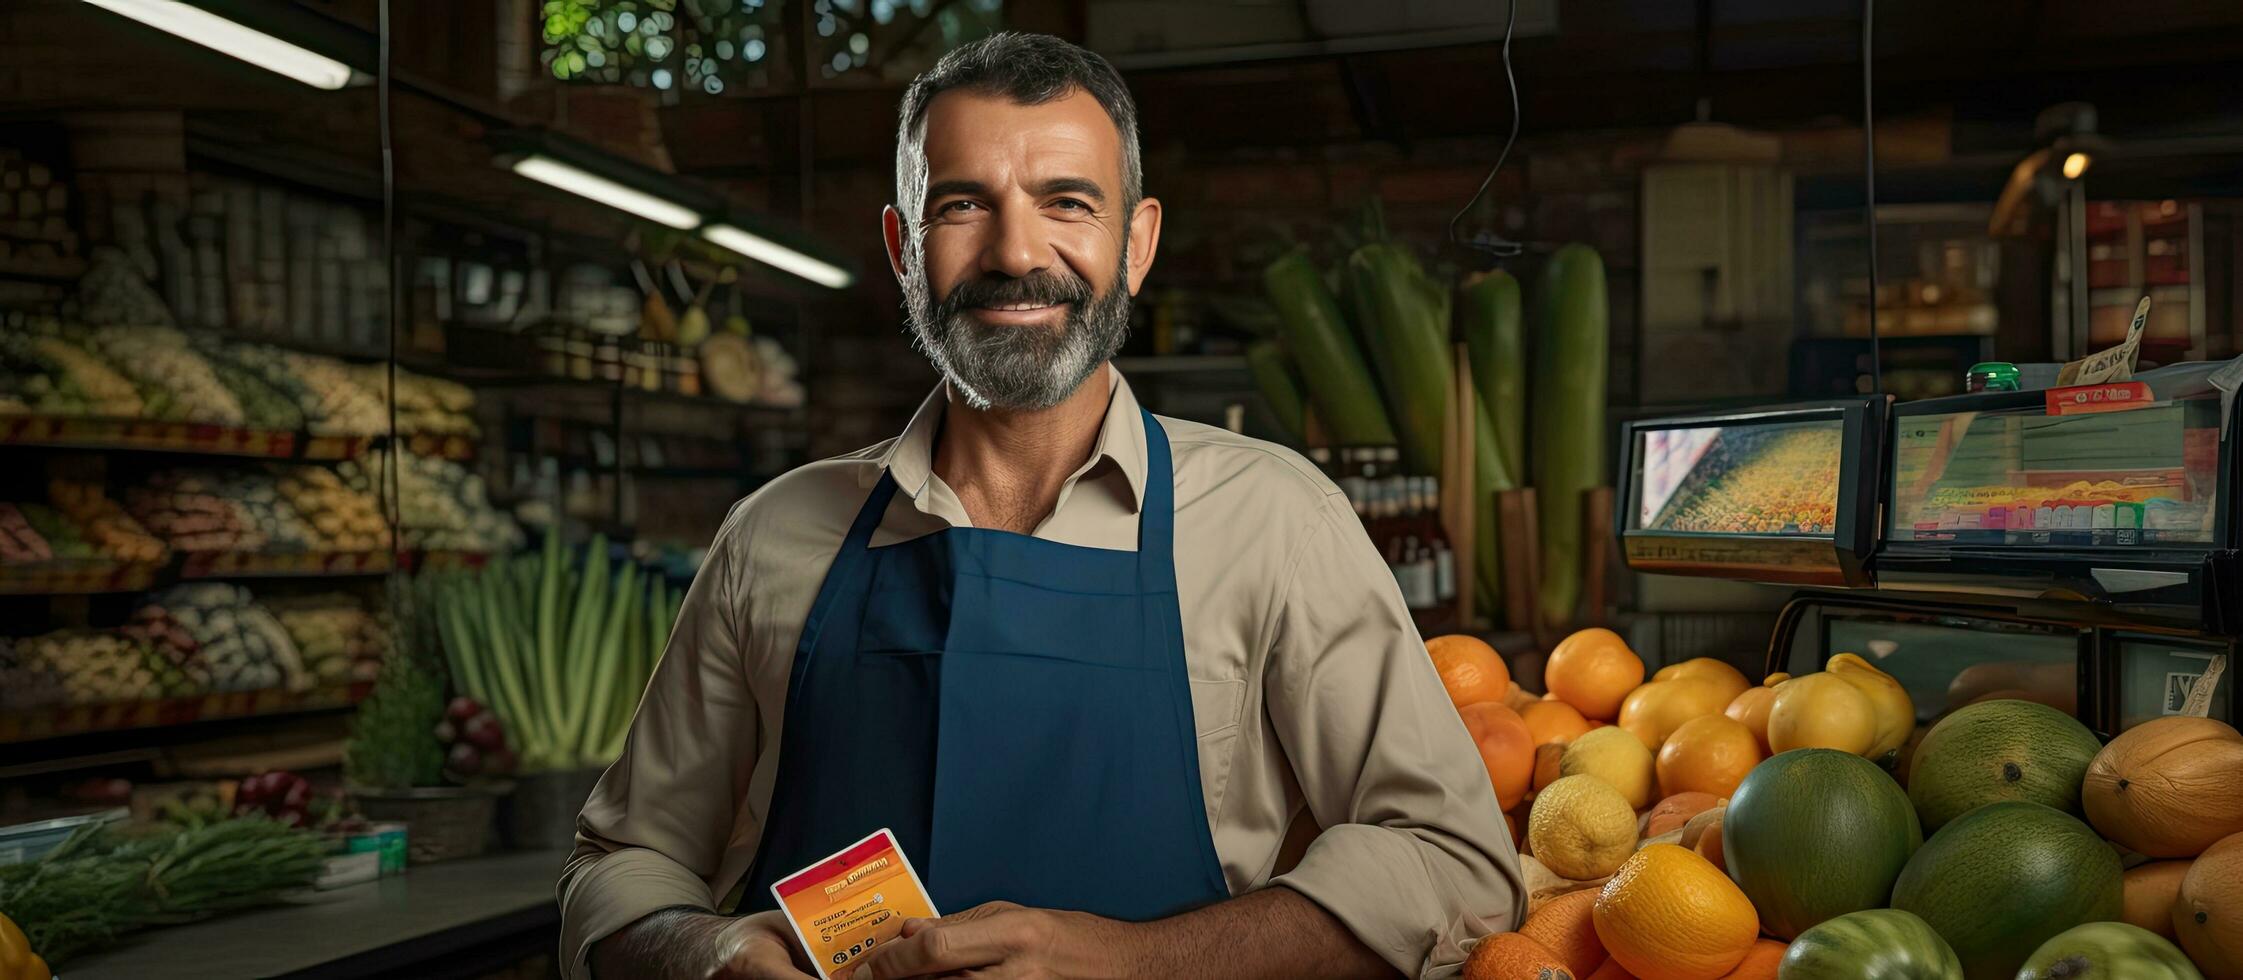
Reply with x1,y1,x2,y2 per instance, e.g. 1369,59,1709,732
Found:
702,223,854,289
82,0,355,90
509,154,701,230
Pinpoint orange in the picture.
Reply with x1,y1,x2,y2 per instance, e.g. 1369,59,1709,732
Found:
1593,845,1759,980
1588,961,1640,980
1462,933,1576,980
1520,889,1606,976
1619,679,1733,752
1461,701,1537,811
1522,700,1596,746
1641,792,1721,838
1692,817,1726,870
1655,715,1765,800
1430,635,1513,709
1721,674,1787,755
1506,680,1543,713
1533,742,1567,794
1546,628,1645,722
1717,940,1786,980
1652,658,1751,705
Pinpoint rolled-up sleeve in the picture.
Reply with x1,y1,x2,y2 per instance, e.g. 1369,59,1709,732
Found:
1264,497,1525,978
558,505,758,979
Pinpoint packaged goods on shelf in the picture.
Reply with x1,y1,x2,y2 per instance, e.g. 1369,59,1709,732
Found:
339,448,522,553
76,325,246,425
48,479,165,562
136,584,308,694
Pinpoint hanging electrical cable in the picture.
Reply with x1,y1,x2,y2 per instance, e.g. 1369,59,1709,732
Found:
1862,0,1884,395
1447,0,1524,259
378,0,403,615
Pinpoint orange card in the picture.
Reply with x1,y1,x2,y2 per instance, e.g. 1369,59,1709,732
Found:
771,829,940,979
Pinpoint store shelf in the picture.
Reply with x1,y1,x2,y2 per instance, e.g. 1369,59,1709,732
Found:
0,550,496,594
392,431,478,462
0,415,372,461
0,558,161,595
0,681,373,745
65,848,564,980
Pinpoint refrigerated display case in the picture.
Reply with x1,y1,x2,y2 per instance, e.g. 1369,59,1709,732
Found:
1620,362,2243,736
1618,398,1887,588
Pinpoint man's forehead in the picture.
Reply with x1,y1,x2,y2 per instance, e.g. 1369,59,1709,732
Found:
919,88,1122,182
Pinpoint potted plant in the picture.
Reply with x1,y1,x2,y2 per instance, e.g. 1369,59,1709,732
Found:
343,645,515,865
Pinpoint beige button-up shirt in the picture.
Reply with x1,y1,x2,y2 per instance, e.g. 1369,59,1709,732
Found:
559,369,1523,978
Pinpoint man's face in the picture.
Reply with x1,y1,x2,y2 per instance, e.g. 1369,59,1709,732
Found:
887,88,1161,410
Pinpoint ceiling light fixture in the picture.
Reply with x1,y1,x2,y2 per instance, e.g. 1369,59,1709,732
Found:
509,154,702,230
702,223,855,289
81,0,356,90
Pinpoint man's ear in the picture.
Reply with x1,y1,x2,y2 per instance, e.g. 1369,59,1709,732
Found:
1125,196,1162,296
882,205,909,284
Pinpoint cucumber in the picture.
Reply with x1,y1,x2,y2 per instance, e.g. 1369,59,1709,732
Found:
1346,243,1450,476
1461,269,1526,481
1263,250,1397,447
1245,341,1307,442
1531,244,1609,627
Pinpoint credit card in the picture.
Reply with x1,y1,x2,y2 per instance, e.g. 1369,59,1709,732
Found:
770,828,940,979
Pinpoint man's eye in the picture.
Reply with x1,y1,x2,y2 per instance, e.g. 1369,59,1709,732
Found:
1052,199,1089,211
938,200,979,215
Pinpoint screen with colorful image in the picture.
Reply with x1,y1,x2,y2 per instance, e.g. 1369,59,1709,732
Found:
1635,419,1844,536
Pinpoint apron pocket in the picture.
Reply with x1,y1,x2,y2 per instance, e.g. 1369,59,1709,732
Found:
951,573,1152,670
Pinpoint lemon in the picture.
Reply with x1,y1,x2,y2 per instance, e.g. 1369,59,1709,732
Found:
1528,774,1641,880
1560,726,1656,808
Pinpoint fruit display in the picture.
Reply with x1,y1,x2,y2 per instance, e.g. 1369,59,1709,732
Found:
136,584,307,693
435,696,518,781
272,465,390,552
48,478,165,562
267,592,389,685
124,471,269,553
13,630,160,704
1907,699,2101,831
77,325,246,425
14,503,94,559
1724,749,1921,939
2083,716,2243,857
2016,922,2204,980
1779,909,1962,979
352,366,477,437
1890,802,2122,979
0,332,144,418
0,503,52,563
1451,628,2243,977
338,448,520,552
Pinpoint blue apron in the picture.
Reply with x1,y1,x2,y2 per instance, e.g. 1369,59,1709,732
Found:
736,408,1229,920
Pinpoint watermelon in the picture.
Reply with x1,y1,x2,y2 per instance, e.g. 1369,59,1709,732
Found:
2017,922,2205,980
1908,699,2102,831
1780,909,1963,980
1890,801,2124,980
1724,749,1921,939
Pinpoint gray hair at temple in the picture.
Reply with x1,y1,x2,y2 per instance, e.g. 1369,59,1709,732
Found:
891,31,1144,242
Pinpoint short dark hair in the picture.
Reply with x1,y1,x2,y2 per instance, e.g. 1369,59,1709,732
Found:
893,32,1142,229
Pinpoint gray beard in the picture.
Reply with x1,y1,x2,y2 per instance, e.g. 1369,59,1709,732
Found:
904,250,1133,411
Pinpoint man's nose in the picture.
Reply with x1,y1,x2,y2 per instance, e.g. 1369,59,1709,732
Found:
980,201,1052,280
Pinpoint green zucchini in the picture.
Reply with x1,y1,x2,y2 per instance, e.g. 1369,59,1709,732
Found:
1461,269,1526,481
1531,244,1609,627
1245,341,1307,442
1263,250,1397,447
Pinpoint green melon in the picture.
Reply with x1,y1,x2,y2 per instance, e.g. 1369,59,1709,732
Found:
1890,801,2124,980
2018,922,2205,980
1781,909,1964,980
1724,748,1921,939
1908,699,2101,831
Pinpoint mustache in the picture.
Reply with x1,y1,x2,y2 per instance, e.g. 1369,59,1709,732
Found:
935,270,1095,320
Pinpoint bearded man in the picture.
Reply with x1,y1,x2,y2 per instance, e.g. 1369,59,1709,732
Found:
559,31,1521,980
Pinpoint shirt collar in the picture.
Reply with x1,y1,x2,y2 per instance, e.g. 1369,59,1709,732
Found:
865,364,1148,515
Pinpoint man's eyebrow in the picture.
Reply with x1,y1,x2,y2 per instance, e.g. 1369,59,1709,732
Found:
1032,177,1107,205
924,179,987,203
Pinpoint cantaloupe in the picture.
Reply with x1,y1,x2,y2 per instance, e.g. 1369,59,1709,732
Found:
2084,716,2243,858
2176,832,2243,980
2124,861,2192,941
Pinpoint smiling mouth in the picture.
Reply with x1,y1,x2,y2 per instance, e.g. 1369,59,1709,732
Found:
977,302,1065,312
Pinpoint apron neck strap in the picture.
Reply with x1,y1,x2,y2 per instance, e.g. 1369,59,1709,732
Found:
1135,408,1176,588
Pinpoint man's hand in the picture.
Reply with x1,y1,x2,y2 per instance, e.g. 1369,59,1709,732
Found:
854,901,1122,980
591,907,816,980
